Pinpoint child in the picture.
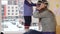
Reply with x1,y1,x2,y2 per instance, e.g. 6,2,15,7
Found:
24,0,36,32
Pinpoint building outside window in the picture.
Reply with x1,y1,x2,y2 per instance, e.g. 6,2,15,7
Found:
8,13,10,15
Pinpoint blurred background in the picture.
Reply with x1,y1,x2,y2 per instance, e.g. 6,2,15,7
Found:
0,0,60,34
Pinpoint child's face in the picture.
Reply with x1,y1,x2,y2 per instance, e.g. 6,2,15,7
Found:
40,3,46,9
36,3,46,10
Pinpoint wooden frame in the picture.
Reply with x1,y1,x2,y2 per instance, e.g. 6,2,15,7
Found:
0,0,1,31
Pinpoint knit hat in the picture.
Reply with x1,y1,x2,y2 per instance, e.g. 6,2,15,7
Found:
38,0,48,6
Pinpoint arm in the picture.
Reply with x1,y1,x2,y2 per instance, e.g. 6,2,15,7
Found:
24,0,36,6
31,3,36,6
33,10,40,18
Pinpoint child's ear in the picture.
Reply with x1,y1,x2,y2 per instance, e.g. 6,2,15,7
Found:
45,4,47,7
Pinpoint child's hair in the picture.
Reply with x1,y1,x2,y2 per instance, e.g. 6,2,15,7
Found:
37,0,48,7
37,1,42,5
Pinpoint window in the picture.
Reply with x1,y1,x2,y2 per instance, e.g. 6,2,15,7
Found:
14,0,17,5
8,10,10,12
8,13,10,15
16,10,18,12
12,7,14,9
2,13,4,16
8,7,10,9
16,7,17,9
2,10,4,12
16,13,18,15
12,10,14,12
16,16,18,18
2,8,4,10
2,5,4,8
12,13,14,15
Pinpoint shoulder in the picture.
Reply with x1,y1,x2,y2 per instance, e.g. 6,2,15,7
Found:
46,9,55,16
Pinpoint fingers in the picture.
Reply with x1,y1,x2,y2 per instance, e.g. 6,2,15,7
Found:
36,3,46,10
27,0,31,3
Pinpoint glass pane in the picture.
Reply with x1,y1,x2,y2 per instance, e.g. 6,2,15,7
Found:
1,0,41,33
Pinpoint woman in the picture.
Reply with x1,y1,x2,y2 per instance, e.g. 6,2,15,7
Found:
33,1,56,34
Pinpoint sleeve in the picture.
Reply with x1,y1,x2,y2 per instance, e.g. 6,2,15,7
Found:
33,10,40,18
24,0,36,6
31,3,36,6
33,10,48,18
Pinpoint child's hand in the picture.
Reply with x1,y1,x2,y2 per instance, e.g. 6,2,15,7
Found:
27,0,31,3
36,5,41,10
